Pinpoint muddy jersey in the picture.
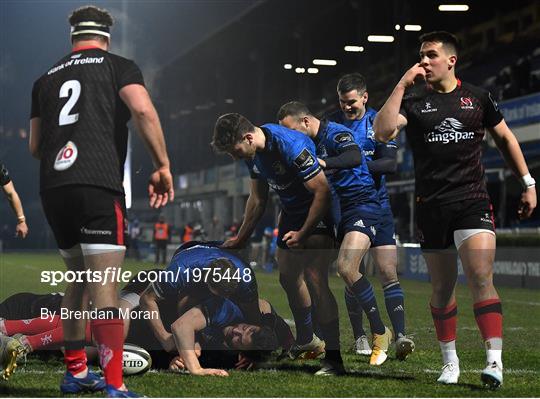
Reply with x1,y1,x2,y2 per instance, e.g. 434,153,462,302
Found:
400,80,503,205
31,47,145,193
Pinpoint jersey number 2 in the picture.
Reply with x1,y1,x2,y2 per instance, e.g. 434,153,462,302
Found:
59,80,81,126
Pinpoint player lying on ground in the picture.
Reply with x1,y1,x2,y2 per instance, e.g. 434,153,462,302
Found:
0,289,291,375
169,296,281,376
140,241,261,353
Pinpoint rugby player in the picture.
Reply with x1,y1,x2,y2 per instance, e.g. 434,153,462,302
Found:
278,102,393,366
140,242,260,353
328,74,414,359
212,114,343,375
373,31,537,388
0,162,29,238
169,297,282,376
28,5,174,396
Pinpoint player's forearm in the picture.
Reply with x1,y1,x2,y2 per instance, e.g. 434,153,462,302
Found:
7,192,25,220
367,158,397,175
132,107,170,170
494,133,532,180
140,294,170,343
172,326,202,373
300,186,329,236
236,195,267,243
373,84,406,142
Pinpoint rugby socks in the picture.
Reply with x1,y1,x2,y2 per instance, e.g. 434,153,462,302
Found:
3,316,61,335
383,282,406,337
344,287,366,339
431,302,458,365
290,305,313,345
318,318,342,363
91,308,124,389
64,340,88,378
350,276,385,335
24,322,92,351
474,299,503,365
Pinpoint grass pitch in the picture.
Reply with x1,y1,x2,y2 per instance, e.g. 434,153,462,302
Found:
1,252,539,397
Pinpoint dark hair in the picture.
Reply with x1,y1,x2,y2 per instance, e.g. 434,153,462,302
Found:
242,326,279,362
276,101,312,121
68,6,113,43
337,73,367,94
211,113,255,152
207,258,240,296
419,31,460,56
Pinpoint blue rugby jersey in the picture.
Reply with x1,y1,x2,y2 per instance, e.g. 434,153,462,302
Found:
201,297,245,329
245,124,322,215
152,244,257,303
315,120,379,211
328,108,397,209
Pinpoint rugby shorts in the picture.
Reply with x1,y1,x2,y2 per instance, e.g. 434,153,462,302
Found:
277,209,334,249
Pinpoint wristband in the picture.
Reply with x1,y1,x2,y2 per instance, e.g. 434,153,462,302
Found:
520,173,536,189
17,215,25,221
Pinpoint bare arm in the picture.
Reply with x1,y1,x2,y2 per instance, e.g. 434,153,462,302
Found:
2,181,28,238
139,285,175,352
171,307,229,376
119,84,174,208
29,117,41,159
282,171,330,248
488,119,537,219
373,63,427,143
222,179,269,249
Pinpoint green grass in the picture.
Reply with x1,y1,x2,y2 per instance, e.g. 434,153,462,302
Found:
1,252,539,397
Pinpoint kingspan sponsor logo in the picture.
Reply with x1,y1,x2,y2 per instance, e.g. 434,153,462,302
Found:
424,118,475,144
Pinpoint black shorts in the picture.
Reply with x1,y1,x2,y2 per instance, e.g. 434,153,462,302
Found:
277,210,334,249
416,198,495,250
41,185,127,250
0,293,63,320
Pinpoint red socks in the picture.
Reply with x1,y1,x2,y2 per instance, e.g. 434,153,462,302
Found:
4,316,61,335
64,341,88,376
473,298,503,340
26,322,92,351
91,310,124,389
430,302,457,342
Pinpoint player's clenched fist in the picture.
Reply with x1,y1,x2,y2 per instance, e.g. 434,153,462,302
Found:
398,63,426,89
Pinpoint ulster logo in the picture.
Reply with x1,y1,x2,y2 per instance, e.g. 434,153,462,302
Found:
460,97,474,109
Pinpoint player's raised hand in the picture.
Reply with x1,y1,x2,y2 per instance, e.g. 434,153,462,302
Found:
399,63,426,88
518,186,537,220
282,230,305,249
148,166,175,208
192,368,229,377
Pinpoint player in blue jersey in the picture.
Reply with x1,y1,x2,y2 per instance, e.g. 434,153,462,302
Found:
327,73,415,361
169,296,282,376
278,101,392,366
140,242,260,354
212,113,343,375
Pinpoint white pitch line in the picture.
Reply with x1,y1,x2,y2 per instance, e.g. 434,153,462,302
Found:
504,299,540,306
422,368,538,375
